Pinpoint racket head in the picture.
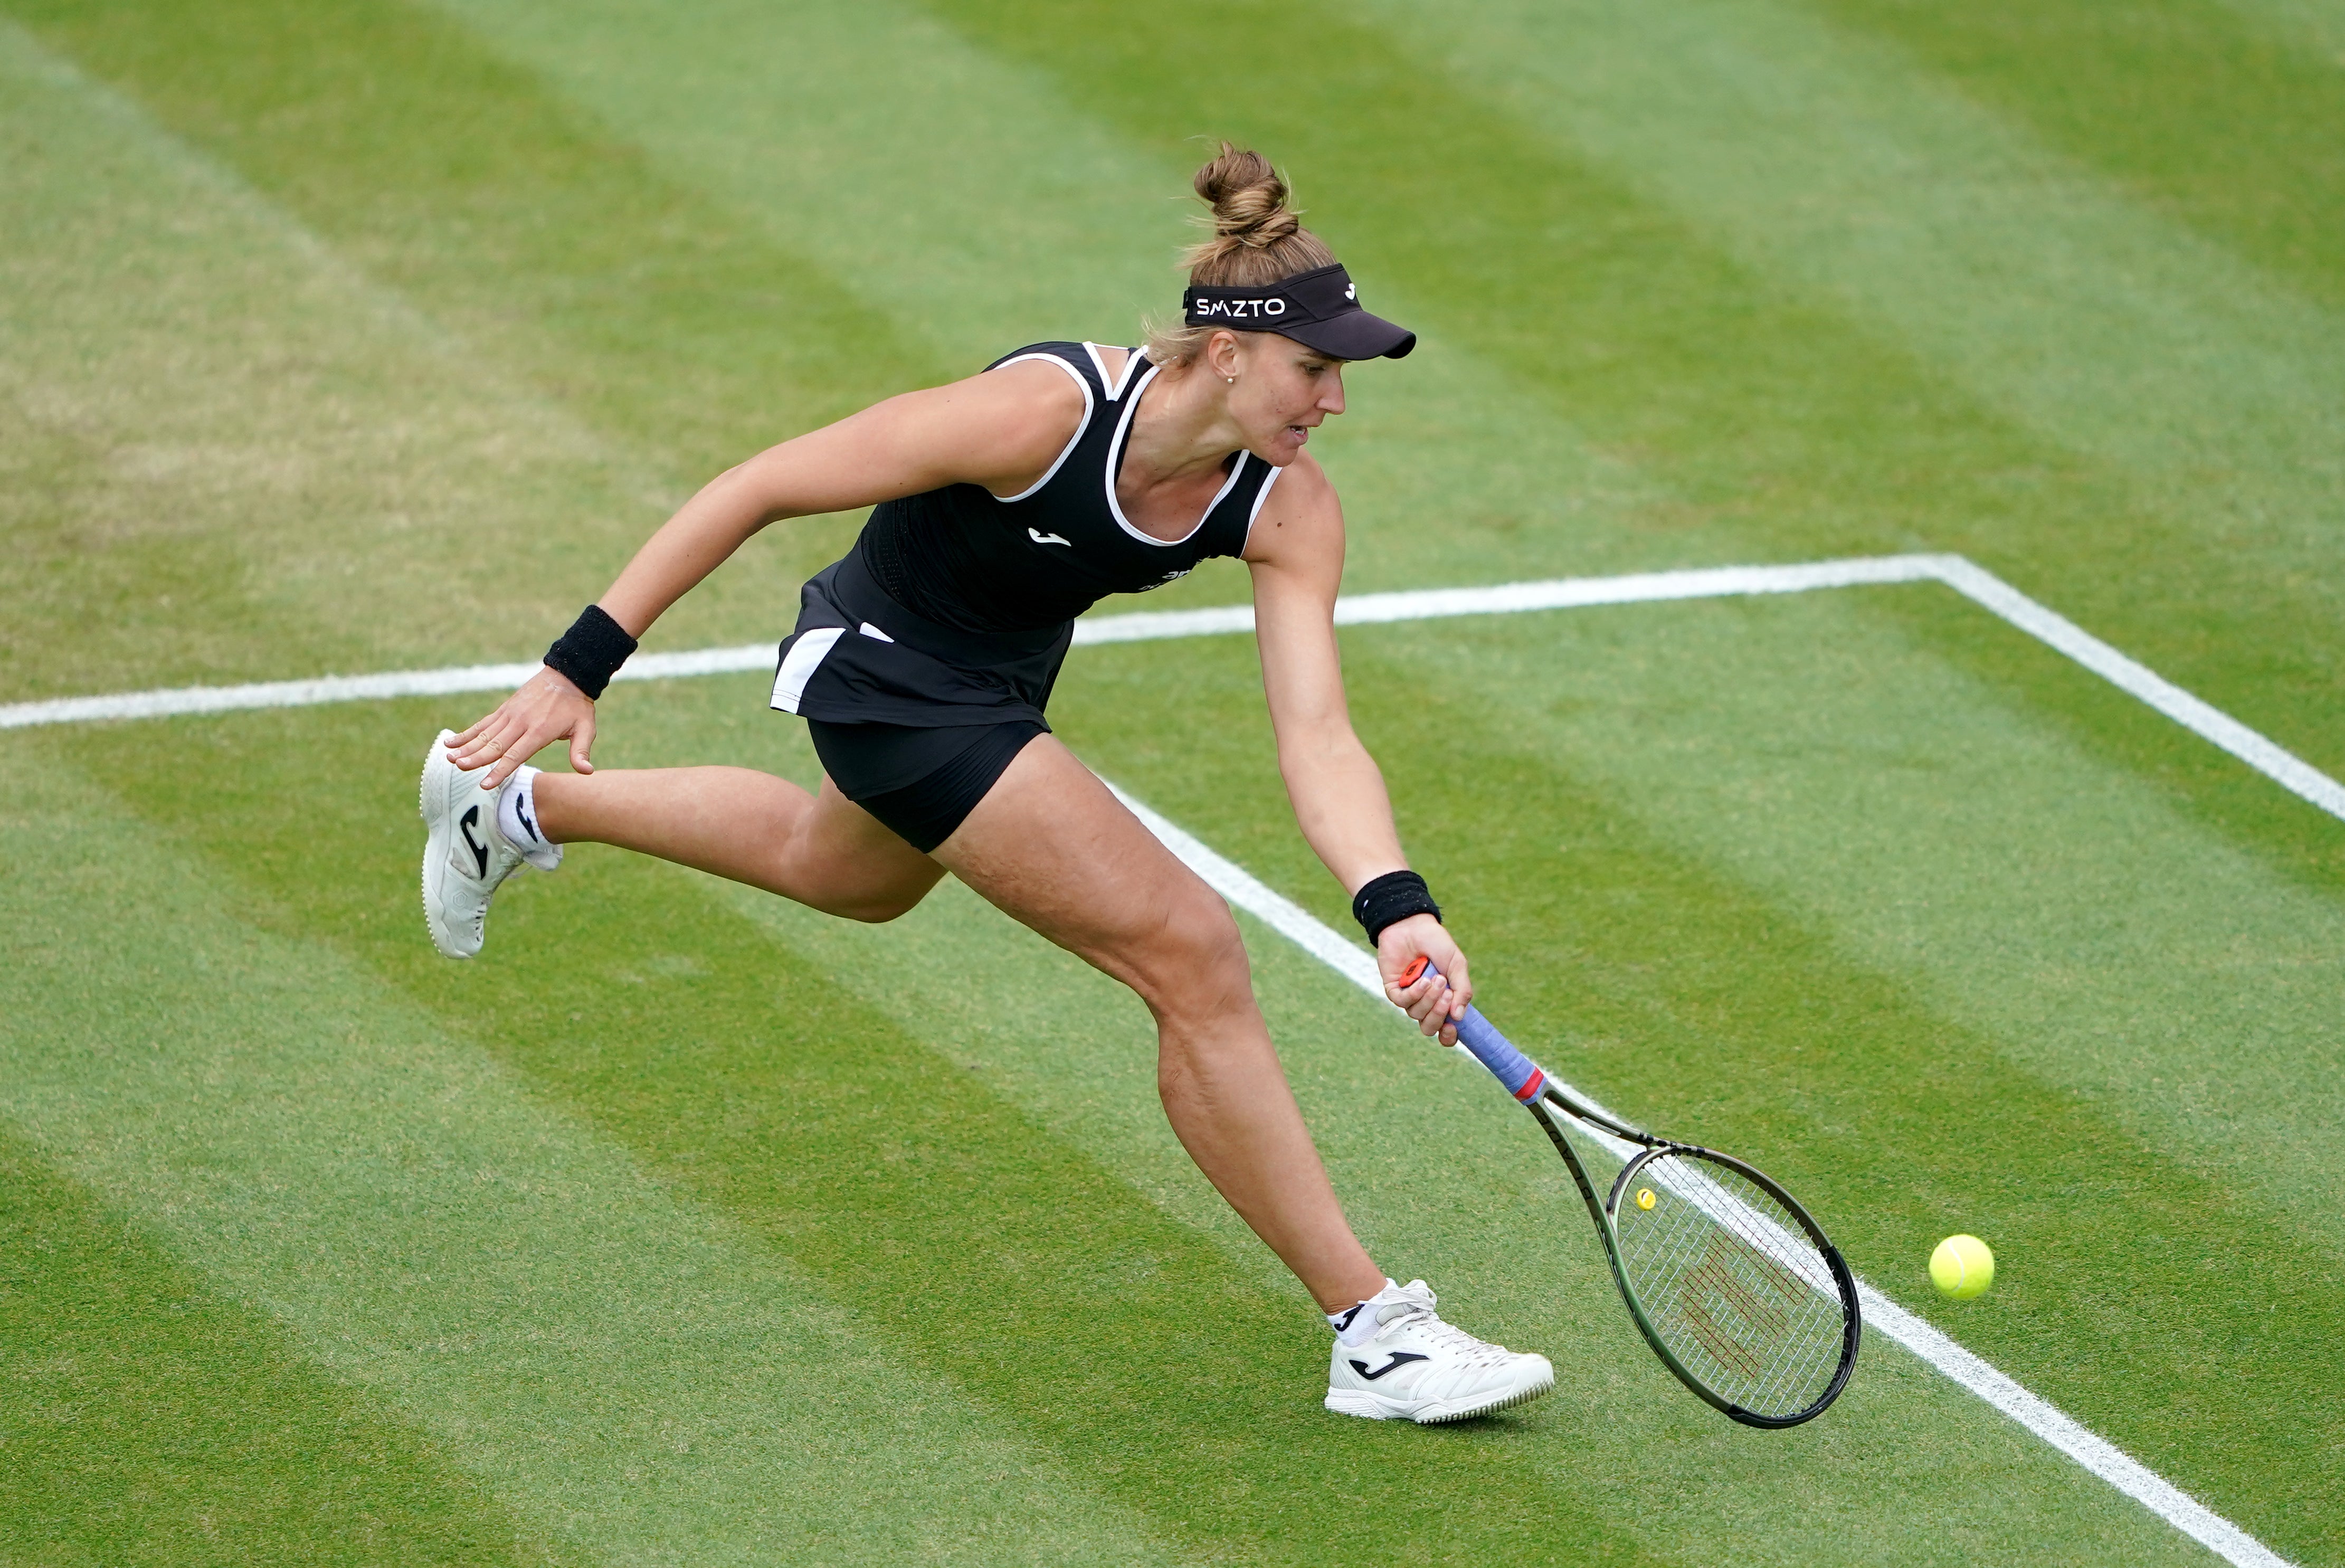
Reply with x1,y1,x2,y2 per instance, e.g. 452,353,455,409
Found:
1599,1143,1860,1428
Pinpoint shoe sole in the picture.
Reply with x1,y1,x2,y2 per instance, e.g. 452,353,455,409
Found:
419,729,478,960
1324,1366,1558,1424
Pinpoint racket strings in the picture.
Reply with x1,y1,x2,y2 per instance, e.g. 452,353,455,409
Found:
1650,1192,1839,1412
1613,1153,1847,1420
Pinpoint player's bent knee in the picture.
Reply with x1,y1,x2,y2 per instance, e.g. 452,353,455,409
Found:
1135,889,1251,1013
833,898,915,924
817,882,933,924
781,862,938,923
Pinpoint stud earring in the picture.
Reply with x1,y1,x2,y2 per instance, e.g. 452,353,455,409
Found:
1226,375,1237,384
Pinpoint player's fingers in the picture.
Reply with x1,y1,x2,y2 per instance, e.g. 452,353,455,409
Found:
1419,937,1470,1019
468,712,535,783
499,717,569,787
569,710,596,774
483,731,542,790
447,712,504,762
467,725,531,781
448,733,497,774
449,710,519,769
1410,976,1452,1036
491,707,544,755
1385,972,1434,1014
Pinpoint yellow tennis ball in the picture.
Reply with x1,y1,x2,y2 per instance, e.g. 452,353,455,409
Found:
1635,1188,1657,1211
1930,1234,1995,1299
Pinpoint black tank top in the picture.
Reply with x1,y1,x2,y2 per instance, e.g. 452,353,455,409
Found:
857,343,1280,636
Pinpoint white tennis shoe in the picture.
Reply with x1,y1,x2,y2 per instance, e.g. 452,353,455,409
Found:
419,729,555,959
1324,1280,1555,1423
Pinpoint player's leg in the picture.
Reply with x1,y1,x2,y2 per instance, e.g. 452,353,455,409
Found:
531,764,945,923
935,735,1554,1421
931,733,1383,1310
422,731,945,958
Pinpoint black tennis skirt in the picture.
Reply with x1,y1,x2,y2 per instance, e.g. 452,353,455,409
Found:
773,551,1069,852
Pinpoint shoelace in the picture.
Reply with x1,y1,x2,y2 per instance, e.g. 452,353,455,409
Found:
1373,1289,1515,1369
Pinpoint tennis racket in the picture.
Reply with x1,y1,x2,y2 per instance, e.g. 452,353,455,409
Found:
1401,957,1859,1428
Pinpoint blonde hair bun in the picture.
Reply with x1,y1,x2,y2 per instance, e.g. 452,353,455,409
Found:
1179,143,1335,285
1146,144,1341,363
1195,146,1300,249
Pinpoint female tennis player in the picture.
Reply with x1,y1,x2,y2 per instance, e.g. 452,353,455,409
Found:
420,147,1554,1423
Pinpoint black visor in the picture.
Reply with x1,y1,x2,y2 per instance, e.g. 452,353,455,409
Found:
1181,263,1416,360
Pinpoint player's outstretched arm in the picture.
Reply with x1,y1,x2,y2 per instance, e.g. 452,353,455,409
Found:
1245,456,1469,1044
445,362,1086,785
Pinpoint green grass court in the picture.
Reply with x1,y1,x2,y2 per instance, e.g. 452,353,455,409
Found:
4,0,2341,1561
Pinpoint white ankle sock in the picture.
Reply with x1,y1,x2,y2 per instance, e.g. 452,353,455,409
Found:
1328,1279,1399,1346
497,765,563,871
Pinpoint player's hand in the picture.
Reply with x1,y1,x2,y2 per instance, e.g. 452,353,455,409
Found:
1379,914,1469,1047
445,666,596,788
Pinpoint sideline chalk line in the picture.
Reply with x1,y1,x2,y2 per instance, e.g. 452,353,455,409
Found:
5,551,2341,829
1107,783,2294,1568
1,550,2318,1563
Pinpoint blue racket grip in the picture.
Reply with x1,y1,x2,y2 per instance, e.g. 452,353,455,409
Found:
1397,957,1549,1104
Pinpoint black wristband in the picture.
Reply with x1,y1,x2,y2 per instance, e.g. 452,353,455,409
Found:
1352,869,1441,946
543,604,638,700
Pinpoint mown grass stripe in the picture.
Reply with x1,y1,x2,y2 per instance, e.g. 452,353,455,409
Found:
0,744,1187,1566
13,556,2338,831
1345,0,2345,591
0,2,925,701
0,19,691,698
1801,0,2345,313
1108,781,2296,1568
0,1126,580,1566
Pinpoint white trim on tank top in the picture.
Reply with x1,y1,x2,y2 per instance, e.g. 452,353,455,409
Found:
1081,343,1150,403
1080,340,1116,389
986,353,1095,503
1116,347,1153,401
1104,362,1250,548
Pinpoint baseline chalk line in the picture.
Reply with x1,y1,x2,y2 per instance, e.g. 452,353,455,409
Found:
1107,781,2296,1568
6,552,2337,831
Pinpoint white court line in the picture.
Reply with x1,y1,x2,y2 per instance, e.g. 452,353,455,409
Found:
5,553,2341,833
1925,558,2345,822
1108,784,2294,1568
0,552,2320,1563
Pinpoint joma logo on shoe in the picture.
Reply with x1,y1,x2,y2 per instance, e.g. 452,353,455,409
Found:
458,805,490,878
1349,1352,1429,1381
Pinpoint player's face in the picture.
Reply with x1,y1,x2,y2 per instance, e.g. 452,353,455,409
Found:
1228,336,1347,465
